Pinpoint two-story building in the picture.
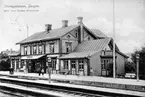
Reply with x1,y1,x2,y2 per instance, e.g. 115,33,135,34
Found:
14,17,128,76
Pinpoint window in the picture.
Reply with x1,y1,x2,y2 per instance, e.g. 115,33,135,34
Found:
24,46,28,55
52,59,56,70
71,60,76,68
30,46,32,55
78,60,84,70
33,45,37,54
16,59,19,69
67,35,71,39
75,32,78,38
101,59,110,70
88,36,90,40
64,60,68,69
38,45,43,54
21,60,24,68
12,59,15,68
50,43,54,53
101,60,105,70
66,42,72,53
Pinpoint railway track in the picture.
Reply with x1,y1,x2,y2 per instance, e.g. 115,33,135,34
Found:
0,77,107,97
0,76,138,97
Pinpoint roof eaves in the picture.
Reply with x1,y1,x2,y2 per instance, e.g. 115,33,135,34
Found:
61,25,79,38
117,51,129,58
16,37,60,45
91,29,108,38
83,24,100,39
59,51,99,59
101,38,111,51
103,50,129,58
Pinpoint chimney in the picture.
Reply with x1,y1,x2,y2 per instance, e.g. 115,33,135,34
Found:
77,16,83,24
62,20,68,28
45,24,52,31
77,16,83,43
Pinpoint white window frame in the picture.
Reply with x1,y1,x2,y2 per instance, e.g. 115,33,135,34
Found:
71,60,76,69
24,46,28,55
64,60,68,69
33,45,37,54
49,43,55,53
66,42,72,53
78,60,84,70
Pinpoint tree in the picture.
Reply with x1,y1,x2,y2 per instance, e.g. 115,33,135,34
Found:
0,53,10,71
125,61,135,73
131,46,145,79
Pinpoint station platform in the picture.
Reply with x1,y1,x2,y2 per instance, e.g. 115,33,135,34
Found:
0,71,144,86
0,71,145,96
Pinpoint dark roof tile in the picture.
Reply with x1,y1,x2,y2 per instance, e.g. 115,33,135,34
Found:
74,38,111,52
17,25,79,44
91,29,107,37
59,51,98,59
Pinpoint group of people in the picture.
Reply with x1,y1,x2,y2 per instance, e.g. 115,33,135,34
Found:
38,66,51,76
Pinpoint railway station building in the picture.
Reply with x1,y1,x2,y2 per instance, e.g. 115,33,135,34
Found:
11,17,128,77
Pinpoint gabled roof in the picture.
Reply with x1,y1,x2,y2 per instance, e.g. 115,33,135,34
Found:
17,25,79,44
74,38,111,52
60,38,128,59
60,38,111,59
91,29,107,38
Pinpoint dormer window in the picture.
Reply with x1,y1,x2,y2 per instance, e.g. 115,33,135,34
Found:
66,42,72,53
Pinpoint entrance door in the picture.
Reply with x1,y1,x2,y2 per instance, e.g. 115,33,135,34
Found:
78,60,84,75
101,59,112,77
48,58,57,74
71,60,76,75
52,58,57,74
31,60,36,73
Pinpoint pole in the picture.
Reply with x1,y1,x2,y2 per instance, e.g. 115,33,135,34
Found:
48,67,51,83
137,60,139,81
136,53,139,81
113,0,116,78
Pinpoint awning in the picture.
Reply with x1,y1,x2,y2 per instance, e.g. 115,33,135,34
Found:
59,51,98,59
21,55,45,60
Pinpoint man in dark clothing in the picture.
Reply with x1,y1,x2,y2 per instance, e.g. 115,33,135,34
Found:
41,68,44,76
38,67,41,76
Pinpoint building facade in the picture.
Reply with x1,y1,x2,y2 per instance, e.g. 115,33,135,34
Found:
13,17,128,76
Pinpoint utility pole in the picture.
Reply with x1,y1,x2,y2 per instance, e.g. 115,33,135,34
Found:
12,14,29,38
26,24,29,38
113,0,116,78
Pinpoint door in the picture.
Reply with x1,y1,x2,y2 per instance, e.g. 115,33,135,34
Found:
101,59,112,77
51,58,57,74
71,60,76,75
78,59,84,75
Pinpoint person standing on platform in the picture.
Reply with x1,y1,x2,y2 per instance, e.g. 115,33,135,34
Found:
48,67,51,83
41,67,44,77
38,67,41,76
38,63,41,76
24,65,27,74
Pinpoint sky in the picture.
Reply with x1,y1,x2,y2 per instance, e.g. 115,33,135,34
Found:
0,0,145,53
